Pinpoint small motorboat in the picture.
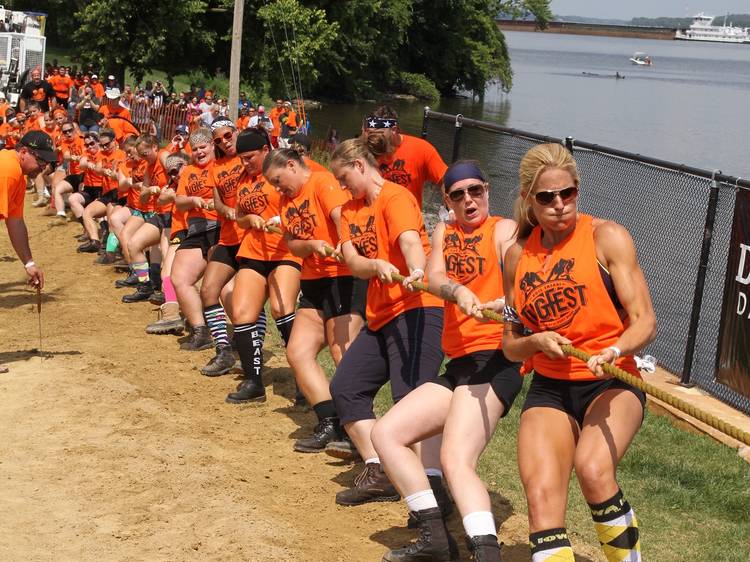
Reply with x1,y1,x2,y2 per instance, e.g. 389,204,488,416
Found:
629,52,653,66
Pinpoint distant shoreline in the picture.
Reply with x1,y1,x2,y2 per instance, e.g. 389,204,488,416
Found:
497,20,676,40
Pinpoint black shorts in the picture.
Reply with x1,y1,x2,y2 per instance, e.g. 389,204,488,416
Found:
522,372,646,428
170,229,187,246
209,243,240,270
96,190,120,206
434,349,523,417
81,186,102,207
65,173,84,191
178,228,220,259
145,212,172,231
239,257,301,277
299,276,367,321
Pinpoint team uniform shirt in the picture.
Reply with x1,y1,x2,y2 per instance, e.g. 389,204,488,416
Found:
340,180,441,331
119,158,148,210
269,107,284,138
50,74,73,102
0,122,16,148
208,155,245,246
178,163,218,223
514,213,639,381
25,115,44,132
143,159,171,213
304,157,328,174
58,135,85,175
97,148,127,194
280,171,350,280
91,81,105,99
158,144,192,164
236,172,300,264
20,80,55,112
82,151,104,188
0,150,26,219
376,134,447,207
442,216,504,358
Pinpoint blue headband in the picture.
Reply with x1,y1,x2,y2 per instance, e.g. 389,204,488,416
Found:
443,162,486,190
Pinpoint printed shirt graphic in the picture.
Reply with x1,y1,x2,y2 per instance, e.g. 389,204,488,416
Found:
237,172,300,264
442,216,504,358
280,171,350,280
178,164,217,221
209,155,245,246
376,134,447,207
341,181,441,331
514,214,639,381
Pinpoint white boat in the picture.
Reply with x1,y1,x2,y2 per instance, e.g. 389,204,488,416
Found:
629,52,652,65
675,13,750,43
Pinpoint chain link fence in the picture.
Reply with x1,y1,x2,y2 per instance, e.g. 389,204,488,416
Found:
422,109,750,415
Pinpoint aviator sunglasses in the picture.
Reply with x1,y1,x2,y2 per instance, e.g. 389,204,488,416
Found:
213,130,234,145
447,183,486,202
534,186,578,206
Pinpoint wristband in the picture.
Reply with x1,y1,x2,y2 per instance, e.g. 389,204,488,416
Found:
24,260,35,269
604,346,621,360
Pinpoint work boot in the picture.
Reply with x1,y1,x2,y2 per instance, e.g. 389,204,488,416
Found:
325,435,362,462
408,475,453,528
75,232,89,242
335,462,400,506
294,417,343,453
149,291,165,305
382,507,459,562
77,239,101,253
466,535,502,562
113,259,130,272
122,281,154,303
225,378,266,404
179,325,213,351
94,251,117,265
146,303,185,335
200,347,236,376
115,273,139,288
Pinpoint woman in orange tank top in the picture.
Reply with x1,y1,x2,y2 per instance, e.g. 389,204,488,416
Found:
502,144,656,562
369,161,520,561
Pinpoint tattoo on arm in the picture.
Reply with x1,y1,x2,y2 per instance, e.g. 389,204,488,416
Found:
439,281,460,301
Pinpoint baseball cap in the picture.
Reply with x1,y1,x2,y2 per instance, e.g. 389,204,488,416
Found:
19,131,57,162
290,133,311,151
105,87,121,100
175,124,189,135
107,74,115,80
91,74,98,79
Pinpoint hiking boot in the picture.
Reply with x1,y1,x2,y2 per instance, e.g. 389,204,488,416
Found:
149,291,165,305
77,239,101,253
200,347,236,377
408,475,454,528
179,325,213,351
466,535,502,562
294,386,309,408
335,462,400,506
94,251,117,265
113,259,130,272
115,273,139,288
50,215,68,226
146,303,185,335
122,281,154,303
325,436,362,462
294,417,343,453
382,507,458,562
226,379,266,404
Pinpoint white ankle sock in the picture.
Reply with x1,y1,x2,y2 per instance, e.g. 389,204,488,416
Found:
365,457,380,465
56,211,66,217
405,489,438,512
424,468,443,478
462,511,496,538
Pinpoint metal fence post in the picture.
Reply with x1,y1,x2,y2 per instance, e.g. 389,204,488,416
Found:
451,114,464,163
681,170,722,385
421,106,430,139
565,136,574,152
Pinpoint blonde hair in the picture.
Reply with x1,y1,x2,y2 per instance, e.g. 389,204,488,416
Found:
262,148,307,176
514,143,580,239
331,138,377,169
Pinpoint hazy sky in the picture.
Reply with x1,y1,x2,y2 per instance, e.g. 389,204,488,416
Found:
550,1,750,20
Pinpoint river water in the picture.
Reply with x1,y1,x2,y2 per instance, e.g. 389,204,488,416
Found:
309,31,750,177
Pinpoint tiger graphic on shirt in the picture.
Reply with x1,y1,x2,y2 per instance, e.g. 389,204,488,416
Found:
237,179,269,215
349,215,377,258
284,200,317,239
379,159,412,189
443,231,486,285
519,258,588,331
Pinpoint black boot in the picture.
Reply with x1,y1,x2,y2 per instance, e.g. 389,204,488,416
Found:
225,378,266,404
382,507,458,562
179,325,213,351
122,281,154,303
408,475,454,528
115,273,139,288
466,535,502,562
293,417,343,452
294,383,308,408
77,239,101,253
200,346,236,376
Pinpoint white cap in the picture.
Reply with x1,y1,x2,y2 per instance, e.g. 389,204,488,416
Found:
107,74,115,80
91,74,98,79
0,92,6,100
105,87,121,100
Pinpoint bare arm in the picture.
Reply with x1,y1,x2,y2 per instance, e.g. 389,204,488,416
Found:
5,218,43,289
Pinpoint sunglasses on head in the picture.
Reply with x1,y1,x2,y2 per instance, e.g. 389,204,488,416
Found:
213,130,234,144
534,186,578,206
446,183,486,202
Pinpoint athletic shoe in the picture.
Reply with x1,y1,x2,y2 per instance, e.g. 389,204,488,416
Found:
335,462,400,506
179,325,213,351
200,347,236,376
94,252,117,265
325,436,362,462
382,507,458,562
149,291,165,306
77,239,101,253
115,273,139,288
145,303,184,335
31,196,50,208
122,281,154,303
293,417,343,453
225,379,267,404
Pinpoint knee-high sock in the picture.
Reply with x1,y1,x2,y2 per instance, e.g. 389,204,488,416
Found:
589,489,641,562
204,304,229,352
162,276,177,304
274,312,295,347
132,261,150,283
529,528,575,561
105,232,120,253
257,310,267,345
234,322,263,382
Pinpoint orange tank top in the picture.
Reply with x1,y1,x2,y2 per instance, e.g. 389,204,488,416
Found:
515,214,638,381
442,216,504,358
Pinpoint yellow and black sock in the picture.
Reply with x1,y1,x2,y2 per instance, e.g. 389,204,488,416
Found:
529,527,575,561
589,488,641,562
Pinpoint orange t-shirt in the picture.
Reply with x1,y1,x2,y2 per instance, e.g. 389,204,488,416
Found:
0,150,26,219
209,155,245,246
515,214,639,381
98,148,127,193
178,163,218,221
119,158,147,210
376,134,447,207
280,171,350,280
237,172,300,264
142,159,172,213
236,115,250,130
91,82,105,99
0,122,15,147
51,75,73,99
25,115,44,132
442,216,504,358
99,105,133,121
269,107,283,137
304,157,328,174
58,135,85,175
83,151,104,188
340,181,441,330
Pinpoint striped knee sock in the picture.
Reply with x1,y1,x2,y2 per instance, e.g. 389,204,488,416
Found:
132,261,150,283
234,322,263,382
529,528,575,561
204,304,230,352
274,312,295,347
589,489,641,562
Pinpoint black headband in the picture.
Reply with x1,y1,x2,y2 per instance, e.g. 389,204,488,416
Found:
364,116,397,129
236,130,270,153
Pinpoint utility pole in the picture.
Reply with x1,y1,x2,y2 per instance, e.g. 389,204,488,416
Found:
228,0,244,122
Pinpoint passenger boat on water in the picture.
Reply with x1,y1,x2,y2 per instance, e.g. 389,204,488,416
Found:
675,13,750,43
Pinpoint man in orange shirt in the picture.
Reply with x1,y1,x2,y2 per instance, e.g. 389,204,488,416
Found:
269,99,284,147
90,74,105,99
50,66,74,108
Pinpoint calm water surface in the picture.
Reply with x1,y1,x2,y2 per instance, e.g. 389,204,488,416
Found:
310,31,750,177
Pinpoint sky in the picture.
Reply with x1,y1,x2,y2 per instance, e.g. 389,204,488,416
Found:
549,1,750,20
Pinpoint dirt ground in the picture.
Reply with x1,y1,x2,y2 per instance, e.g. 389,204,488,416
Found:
0,202,605,561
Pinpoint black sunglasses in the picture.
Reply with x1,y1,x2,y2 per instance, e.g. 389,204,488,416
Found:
62,128,74,134
447,183,486,202
84,141,97,147
100,139,113,148
213,130,234,145
534,186,578,206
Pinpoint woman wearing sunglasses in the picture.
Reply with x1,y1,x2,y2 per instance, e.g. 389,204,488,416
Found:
370,160,521,562
50,121,85,225
502,143,655,562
